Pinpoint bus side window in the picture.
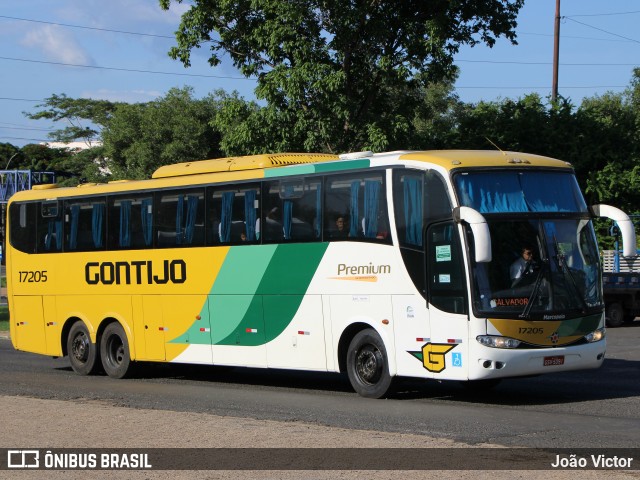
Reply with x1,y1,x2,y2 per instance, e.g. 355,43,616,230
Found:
262,179,320,243
9,202,38,254
426,221,467,314
64,199,106,252
393,171,424,248
207,184,260,244
325,173,390,243
107,195,154,249
34,200,63,253
156,189,205,248
393,170,425,295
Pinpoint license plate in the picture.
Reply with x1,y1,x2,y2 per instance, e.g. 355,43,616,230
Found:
543,355,565,366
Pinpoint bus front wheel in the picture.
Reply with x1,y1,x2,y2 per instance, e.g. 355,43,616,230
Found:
100,322,131,379
67,321,100,375
346,329,393,399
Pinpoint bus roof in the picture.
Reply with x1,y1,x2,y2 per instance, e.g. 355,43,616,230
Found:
396,150,572,169
152,152,340,179
7,150,572,202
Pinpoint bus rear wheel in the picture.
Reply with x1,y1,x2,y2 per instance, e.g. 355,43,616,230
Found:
346,329,393,399
100,322,131,379
67,321,100,375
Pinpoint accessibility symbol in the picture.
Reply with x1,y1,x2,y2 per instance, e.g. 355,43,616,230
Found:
452,352,462,367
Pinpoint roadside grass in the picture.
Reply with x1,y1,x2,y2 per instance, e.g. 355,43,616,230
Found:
0,305,8,331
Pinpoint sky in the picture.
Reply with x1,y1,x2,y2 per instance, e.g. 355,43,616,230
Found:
0,0,639,149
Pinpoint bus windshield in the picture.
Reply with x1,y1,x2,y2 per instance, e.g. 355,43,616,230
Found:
467,218,602,319
454,170,588,214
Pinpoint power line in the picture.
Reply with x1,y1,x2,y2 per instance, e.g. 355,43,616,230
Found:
456,59,639,66
0,55,634,83
0,56,252,80
565,10,640,17
520,31,635,43
0,126,55,132
0,97,42,102
0,121,52,129
0,136,50,142
563,17,640,44
0,14,174,39
456,85,626,90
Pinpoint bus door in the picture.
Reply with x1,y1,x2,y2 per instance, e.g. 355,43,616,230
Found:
425,221,469,380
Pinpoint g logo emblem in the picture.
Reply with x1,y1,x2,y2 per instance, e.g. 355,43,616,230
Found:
409,343,458,373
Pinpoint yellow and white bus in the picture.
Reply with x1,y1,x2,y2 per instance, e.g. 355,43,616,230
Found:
6,150,636,398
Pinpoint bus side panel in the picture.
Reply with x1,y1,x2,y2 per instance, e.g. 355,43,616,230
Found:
329,294,396,376
208,295,266,367
321,295,335,371
265,295,327,370
131,296,146,360
140,296,166,361
43,295,62,356
392,295,432,379
163,294,210,364
12,296,46,354
428,308,469,381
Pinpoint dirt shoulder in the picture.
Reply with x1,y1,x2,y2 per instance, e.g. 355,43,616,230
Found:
0,395,631,480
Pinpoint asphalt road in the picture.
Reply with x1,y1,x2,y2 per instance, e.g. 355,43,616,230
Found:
0,322,639,449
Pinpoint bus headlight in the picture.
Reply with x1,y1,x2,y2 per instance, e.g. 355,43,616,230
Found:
584,327,606,343
476,335,521,349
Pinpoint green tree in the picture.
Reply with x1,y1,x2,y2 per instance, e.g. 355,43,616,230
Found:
410,79,464,150
574,80,639,212
448,93,577,155
0,143,22,169
23,93,121,184
160,0,524,153
24,93,120,146
102,87,223,179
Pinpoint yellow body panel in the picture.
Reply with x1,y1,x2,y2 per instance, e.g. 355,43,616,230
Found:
8,246,230,359
152,152,339,178
399,150,571,170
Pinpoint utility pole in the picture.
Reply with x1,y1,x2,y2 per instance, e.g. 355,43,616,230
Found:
552,0,561,102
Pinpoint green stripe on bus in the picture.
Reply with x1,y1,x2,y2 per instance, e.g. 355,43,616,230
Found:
556,313,602,336
313,159,370,173
264,159,370,178
211,245,278,295
170,243,328,346
215,243,329,345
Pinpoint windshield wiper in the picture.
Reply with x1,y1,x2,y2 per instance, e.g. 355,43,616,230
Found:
519,262,547,319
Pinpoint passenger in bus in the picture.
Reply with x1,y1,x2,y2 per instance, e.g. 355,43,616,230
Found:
330,215,349,238
510,246,537,287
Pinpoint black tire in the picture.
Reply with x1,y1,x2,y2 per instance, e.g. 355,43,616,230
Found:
67,321,100,375
606,302,625,328
346,328,393,399
100,322,132,379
